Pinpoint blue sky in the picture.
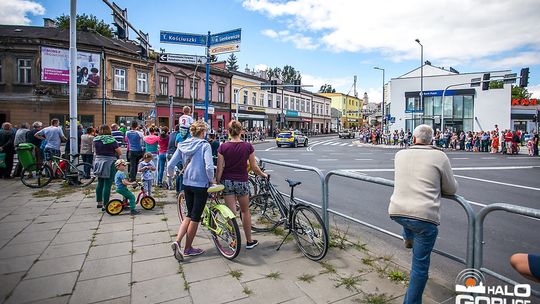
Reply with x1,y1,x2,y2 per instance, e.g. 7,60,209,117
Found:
2,0,540,101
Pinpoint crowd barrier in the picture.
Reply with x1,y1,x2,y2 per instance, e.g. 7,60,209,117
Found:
259,159,540,296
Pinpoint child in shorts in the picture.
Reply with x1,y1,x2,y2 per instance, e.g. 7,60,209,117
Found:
138,153,156,196
114,159,140,215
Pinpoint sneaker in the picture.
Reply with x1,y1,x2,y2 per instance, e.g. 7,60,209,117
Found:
246,240,259,249
171,241,184,262
183,247,205,256
130,209,141,216
404,239,413,249
97,203,103,209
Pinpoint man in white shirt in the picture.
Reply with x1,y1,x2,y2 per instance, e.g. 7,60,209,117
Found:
35,118,67,161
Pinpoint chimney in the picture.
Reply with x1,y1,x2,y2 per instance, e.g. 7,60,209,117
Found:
43,18,57,28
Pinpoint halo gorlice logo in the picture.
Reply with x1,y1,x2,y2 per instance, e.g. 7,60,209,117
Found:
455,269,532,304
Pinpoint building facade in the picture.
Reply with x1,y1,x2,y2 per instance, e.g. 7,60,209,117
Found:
511,97,539,133
320,93,363,129
311,93,331,133
388,65,512,133
0,24,155,128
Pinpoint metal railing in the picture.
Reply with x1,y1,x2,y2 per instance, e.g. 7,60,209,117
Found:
474,203,540,297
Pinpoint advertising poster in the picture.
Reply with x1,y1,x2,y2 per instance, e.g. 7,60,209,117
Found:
41,46,101,87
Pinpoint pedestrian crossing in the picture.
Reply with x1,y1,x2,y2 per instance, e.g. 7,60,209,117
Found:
310,140,355,147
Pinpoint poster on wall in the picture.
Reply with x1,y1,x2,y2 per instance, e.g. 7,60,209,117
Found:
41,46,101,87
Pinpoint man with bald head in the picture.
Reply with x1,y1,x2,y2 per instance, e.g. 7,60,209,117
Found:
388,124,458,304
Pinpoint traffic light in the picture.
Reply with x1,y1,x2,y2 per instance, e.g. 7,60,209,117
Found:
137,112,143,120
520,67,529,88
482,73,490,91
294,79,301,93
270,80,277,93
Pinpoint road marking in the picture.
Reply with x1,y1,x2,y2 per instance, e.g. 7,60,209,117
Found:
306,139,334,151
294,169,309,172
481,157,496,160
340,143,349,146
278,159,299,162
300,153,315,155
265,169,274,172
452,158,469,160
454,175,540,192
384,152,394,154
506,157,535,160
323,142,333,146
355,159,373,161
343,165,540,173
331,142,341,146
317,159,338,161
264,146,277,151
348,144,354,147
310,141,320,145
357,153,373,155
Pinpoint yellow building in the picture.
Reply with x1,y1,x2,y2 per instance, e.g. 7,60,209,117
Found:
320,93,363,129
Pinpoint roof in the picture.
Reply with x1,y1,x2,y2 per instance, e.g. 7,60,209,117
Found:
0,25,140,55
230,70,267,82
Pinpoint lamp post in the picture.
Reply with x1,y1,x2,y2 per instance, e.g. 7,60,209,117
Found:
415,39,423,129
373,67,385,132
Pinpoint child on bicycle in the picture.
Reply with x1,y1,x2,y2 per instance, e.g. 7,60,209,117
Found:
138,153,156,196
114,159,140,215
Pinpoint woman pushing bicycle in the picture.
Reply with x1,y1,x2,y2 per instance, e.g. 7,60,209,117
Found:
168,120,216,261
216,120,268,250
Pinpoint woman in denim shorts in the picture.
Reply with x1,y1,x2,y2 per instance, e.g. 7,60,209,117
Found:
216,120,267,249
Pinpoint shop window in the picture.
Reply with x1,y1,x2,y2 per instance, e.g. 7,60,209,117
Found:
453,96,463,118
136,72,148,94
176,79,184,98
463,96,474,118
463,119,473,132
260,92,264,106
405,96,422,113
18,58,32,84
433,97,442,116
276,95,281,108
114,68,126,91
424,97,434,116
159,75,168,96
218,86,224,102
443,96,453,117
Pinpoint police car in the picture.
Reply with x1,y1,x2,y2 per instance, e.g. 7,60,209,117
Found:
275,131,308,148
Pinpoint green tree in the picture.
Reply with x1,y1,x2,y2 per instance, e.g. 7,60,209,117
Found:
512,85,532,99
280,65,301,83
55,14,113,38
266,67,282,80
489,80,504,89
319,84,336,93
226,53,239,71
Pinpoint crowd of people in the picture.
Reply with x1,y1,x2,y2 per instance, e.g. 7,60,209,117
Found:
355,125,539,156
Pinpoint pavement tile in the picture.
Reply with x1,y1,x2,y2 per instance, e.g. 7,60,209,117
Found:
189,275,247,304
48,201,79,209
356,271,407,298
72,207,101,216
0,220,32,231
70,273,131,304
270,257,325,281
79,255,131,281
30,295,70,304
0,254,39,275
133,222,169,235
133,231,171,247
4,271,78,304
132,256,179,282
99,214,133,224
0,213,37,223
98,221,133,233
9,229,59,244
0,228,23,241
0,272,25,301
91,296,131,304
133,213,165,225
41,207,77,216
0,241,50,259
23,220,66,232
94,230,133,246
183,257,230,283
158,297,192,304
35,213,72,222
66,214,101,223
132,242,172,262
131,273,188,304
295,273,359,304
279,296,317,304
41,240,91,260
27,254,86,279
50,230,95,245
87,241,132,260
10,206,48,215
59,221,99,233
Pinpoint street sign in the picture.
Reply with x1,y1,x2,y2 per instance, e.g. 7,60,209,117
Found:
158,53,207,64
149,109,156,118
503,73,518,84
209,43,240,55
260,82,270,91
210,29,241,46
160,31,206,46
470,77,481,87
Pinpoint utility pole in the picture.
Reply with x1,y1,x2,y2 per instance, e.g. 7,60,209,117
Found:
69,0,78,170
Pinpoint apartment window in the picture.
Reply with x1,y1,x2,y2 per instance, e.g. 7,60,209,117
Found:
18,59,32,84
234,89,239,103
176,79,184,98
208,83,213,101
296,99,300,111
268,94,273,108
191,81,199,99
243,90,248,104
260,92,264,106
218,86,225,102
276,95,281,108
136,72,148,94
301,100,305,112
159,75,168,96
113,68,126,91
284,96,289,109
252,92,257,105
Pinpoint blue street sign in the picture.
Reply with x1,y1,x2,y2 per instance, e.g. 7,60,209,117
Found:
210,29,241,46
160,31,206,46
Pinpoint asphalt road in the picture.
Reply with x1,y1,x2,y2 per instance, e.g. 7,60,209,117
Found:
252,135,540,291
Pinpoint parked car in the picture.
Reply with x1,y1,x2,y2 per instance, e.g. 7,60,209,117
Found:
276,131,308,148
338,129,355,139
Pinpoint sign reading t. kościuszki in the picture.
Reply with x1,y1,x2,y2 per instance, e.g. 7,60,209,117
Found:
41,46,101,87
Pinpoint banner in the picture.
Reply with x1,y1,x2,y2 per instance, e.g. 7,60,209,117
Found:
41,46,101,87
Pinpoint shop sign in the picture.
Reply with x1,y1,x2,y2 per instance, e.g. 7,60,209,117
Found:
239,105,265,112
217,115,224,120
512,98,537,106
286,110,299,117
301,118,311,122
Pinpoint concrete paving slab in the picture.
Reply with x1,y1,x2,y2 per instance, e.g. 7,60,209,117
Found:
0,220,32,231
0,254,39,275
0,240,50,259
98,221,133,233
99,214,134,224
132,256,179,282
9,229,60,244
31,295,70,304
158,297,192,304
26,254,86,279
295,272,360,304
242,277,305,304
131,273,189,304
183,257,230,283
50,230,95,245
79,255,131,281
4,271,78,304
189,275,247,304
356,271,407,299
34,213,72,223
0,229,23,242
60,221,99,233
133,231,171,247
270,257,325,281
133,222,169,235
0,272,24,301
87,241,132,261
132,242,172,262
90,296,131,304
133,213,166,225
41,240,91,260
65,214,101,224
70,273,131,304
0,213,37,223
23,220,66,232
41,207,77,216
93,230,133,246
72,207,102,216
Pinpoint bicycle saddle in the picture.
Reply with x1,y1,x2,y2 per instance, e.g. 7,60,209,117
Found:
286,179,301,188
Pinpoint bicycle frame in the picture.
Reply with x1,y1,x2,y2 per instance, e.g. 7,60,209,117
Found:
201,194,237,234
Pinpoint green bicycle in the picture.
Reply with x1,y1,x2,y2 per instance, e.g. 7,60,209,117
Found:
177,184,242,260
20,154,95,188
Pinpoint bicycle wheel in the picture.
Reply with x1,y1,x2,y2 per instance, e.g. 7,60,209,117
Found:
177,193,188,221
20,164,53,188
71,163,95,187
140,196,155,210
106,199,124,216
248,175,258,197
291,205,328,261
249,194,281,232
209,207,241,260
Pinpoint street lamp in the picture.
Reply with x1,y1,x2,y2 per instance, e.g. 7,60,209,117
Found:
415,39,423,129
373,67,385,132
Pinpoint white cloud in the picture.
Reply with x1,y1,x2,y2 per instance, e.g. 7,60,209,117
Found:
477,52,540,70
254,64,269,71
244,0,540,67
528,84,540,99
0,0,45,25
261,28,319,50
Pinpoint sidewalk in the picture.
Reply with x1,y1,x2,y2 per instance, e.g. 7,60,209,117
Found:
0,180,454,304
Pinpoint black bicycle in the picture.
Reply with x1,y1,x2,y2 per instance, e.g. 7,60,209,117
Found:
249,175,328,261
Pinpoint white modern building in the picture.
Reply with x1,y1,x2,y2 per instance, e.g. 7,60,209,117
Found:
387,64,512,133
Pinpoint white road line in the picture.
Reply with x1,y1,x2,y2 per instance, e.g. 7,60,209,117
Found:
318,159,338,161
323,142,333,146
294,169,309,172
343,165,540,173
452,158,469,160
300,153,315,155
454,175,540,192
506,157,535,160
357,153,373,155
278,159,299,162
331,142,341,146
340,143,349,146
384,152,394,154
310,141,320,145
348,144,354,147
265,169,274,172
481,157,496,160
264,146,277,151
355,159,374,161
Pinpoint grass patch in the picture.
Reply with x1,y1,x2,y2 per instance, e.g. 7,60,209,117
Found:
265,271,281,279
357,293,392,304
161,217,168,221
297,273,316,283
361,257,375,266
242,286,253,295
319,262,336,274
334,275,365,292
228,270,243,280
329,225,350,250
388,270,408,283
129,249,136,254
353,241,368,252
129,281,137,286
